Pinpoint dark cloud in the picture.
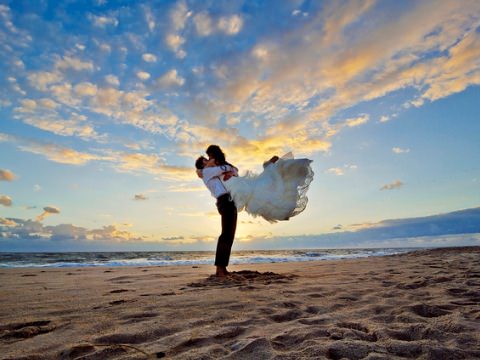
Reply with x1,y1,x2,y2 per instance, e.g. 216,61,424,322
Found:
1,207,479,251
36,206,60,221
380,180,404,190
134,194,148,200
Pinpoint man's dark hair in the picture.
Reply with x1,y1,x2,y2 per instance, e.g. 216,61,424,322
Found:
195,156,207,169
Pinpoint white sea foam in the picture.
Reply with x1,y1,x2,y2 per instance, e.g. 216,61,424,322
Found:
0,248,420,268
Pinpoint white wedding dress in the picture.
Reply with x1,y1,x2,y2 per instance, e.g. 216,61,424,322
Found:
223,153,314,223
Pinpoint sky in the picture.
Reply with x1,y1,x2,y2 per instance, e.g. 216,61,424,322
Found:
1,0,479,252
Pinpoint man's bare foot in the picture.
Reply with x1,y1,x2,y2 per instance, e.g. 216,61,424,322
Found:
215,266,230,277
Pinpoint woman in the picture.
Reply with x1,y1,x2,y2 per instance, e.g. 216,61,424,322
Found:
197,150,314,223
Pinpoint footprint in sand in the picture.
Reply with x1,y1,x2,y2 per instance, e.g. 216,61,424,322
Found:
0,320,56,342
409,304,450,318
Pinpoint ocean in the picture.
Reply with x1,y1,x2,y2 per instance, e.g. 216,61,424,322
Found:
0,248,420,268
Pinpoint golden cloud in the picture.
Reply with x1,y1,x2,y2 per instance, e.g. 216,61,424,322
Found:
0,169,16,181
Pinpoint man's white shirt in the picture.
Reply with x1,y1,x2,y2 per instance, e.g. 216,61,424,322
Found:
202,165,237,199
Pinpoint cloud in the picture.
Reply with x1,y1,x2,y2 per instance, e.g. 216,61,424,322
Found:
193,12,213,36
89,14,119,28
136,71,151,80
242,207,480,249
0,169,16,181
165,34,186,57
170,1,191,31
392,147,410,154
142,53,157,62
20,113,104,142
156,69,185,87
161,236,184,241
346,114,369,127
380,180,404,190
143,6,156,32
18,140,102,165
0,218,144,243
0,217,17,226
74,82,98,96
34,184,41,192
36,206,60,221
325,164,357,176
28,71,63,91
55,56,94,72
87,225,144,241
327,167,344,176
0,195,12,207
218,15,243,35
134,194,147,201
105,75,120,87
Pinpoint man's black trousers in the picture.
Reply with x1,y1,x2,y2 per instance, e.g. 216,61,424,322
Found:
215,193,237,267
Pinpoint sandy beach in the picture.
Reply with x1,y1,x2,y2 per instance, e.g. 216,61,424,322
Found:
1,247,479,359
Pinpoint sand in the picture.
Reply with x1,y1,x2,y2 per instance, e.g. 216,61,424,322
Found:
0,247,479,360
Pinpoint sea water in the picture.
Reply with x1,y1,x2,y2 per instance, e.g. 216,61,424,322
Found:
0,248,420,268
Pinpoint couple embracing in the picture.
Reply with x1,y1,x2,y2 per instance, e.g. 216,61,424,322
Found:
196,145,314,277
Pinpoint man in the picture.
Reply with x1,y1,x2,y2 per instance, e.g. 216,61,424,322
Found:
195,146,238,277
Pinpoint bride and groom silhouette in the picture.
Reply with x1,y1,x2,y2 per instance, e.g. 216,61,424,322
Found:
196,145,313,277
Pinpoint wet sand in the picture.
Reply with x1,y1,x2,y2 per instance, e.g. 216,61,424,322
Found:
1,246,479,359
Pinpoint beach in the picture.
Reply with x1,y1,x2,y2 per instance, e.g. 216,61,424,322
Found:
1,247,479,359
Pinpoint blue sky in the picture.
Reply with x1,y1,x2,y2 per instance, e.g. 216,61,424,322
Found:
1,0,479,251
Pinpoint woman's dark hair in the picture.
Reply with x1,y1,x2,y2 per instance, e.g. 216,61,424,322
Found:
206,145,226,165
206,144,238,171
195,156,207,169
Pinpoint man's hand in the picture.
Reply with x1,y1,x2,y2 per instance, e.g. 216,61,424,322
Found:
196,169,203,178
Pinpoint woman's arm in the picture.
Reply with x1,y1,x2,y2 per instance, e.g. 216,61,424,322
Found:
201,165,233,182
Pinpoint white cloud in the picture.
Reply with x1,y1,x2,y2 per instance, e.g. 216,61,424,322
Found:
392,147,410,154
156,69,185,87
165,34,185,55
142,53,157,62
144,6,156,32
39,98,58,109
28,71,63,91
170,1,191,31
55,56,94,72
22,113,102,141
193,12,213,36
105,75,120,87
136,71,151,80
99,42,111,52
346,114,369,127
34,184,41,192
74,82,98,97
327,167,344,176
15,99,37,113
89,14,119,28
218,15,243,35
